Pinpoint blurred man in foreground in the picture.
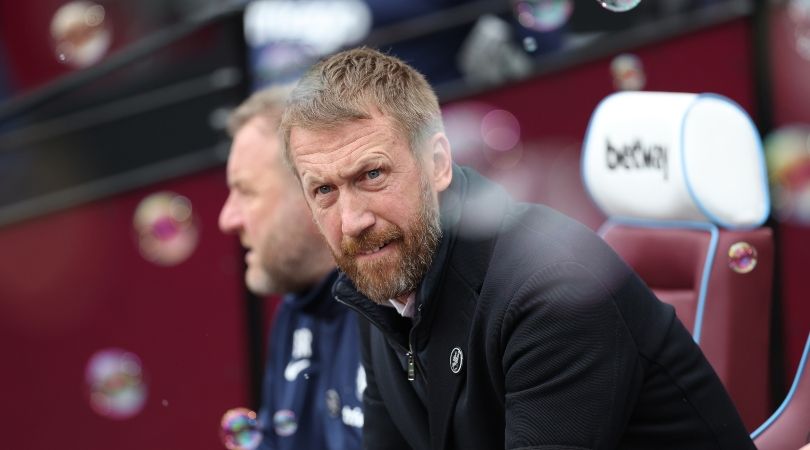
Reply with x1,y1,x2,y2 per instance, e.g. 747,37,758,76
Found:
279,47,756,449
219,86,363,450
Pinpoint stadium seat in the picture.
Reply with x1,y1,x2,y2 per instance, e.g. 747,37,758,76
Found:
581,91,774,431
751,333,810,449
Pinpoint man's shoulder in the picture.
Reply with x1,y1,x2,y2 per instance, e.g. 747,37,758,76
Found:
497,202,610,266
448,172,623,299
464,201,635,305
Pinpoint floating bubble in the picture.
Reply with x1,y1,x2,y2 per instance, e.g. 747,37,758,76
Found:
441,102,492,166
764,127,810,185
610,53,646,91
221,408,262,450
779,183,810,223
598,0,641,13
764,126,810,222
50,1,112,68
512,0,573,32
728,242,758,274
442,102,524,169
133,192,200,266
85,348,148,420
481,109,521,152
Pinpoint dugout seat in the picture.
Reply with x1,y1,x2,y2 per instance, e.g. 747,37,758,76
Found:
751,333,810,449
581,91,774,431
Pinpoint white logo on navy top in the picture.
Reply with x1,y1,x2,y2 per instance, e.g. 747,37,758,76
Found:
450,347,463,374
291,328,313,359
342,405,364,428
285,328,313,381
284,359,311,381
356,365,366,401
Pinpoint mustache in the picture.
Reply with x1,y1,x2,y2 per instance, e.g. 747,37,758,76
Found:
340,226,403,257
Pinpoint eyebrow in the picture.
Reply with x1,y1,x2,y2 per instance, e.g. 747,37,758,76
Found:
337,155,386,180
300,171,328,191
299,153,388,192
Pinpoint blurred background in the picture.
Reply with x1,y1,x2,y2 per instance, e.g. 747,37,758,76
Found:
1,0,810,448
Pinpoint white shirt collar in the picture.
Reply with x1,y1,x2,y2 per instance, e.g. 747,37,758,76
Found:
388,291,417,318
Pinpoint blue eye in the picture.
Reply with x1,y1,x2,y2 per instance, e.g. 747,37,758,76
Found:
367,169,381,179
317,185,333,195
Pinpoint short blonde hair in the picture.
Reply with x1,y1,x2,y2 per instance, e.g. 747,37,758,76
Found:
279,47,443,169
227,83,295,137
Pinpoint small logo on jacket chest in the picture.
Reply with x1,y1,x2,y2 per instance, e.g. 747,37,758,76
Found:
450,347,463,374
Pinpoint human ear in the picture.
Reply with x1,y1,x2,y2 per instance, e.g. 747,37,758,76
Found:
428,132,453,192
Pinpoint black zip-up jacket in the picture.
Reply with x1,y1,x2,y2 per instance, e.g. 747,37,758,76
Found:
334,165,755,450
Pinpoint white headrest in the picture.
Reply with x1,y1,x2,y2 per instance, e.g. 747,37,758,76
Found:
581,91,770,229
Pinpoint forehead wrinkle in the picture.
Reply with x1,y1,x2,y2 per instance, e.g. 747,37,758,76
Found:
337,151,388,180
295,126,396,181
298,169,325,189
296,147,360,184
298,147,379,190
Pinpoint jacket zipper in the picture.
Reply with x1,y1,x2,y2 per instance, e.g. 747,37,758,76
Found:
407,303,423,382
335,294,416,382
406,345,415,381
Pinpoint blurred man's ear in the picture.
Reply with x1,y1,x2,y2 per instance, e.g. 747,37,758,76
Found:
428,132,453,192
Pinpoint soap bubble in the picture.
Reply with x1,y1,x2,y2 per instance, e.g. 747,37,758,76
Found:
728,242,758,274
610,53,646,91
85,348,147,419
220,407,262,450
50,1,112,67
513,0,573,32
764,126,810,223
133,192,200,266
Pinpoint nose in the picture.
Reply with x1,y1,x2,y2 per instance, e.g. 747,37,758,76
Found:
339,191,375,238
218,193,242,234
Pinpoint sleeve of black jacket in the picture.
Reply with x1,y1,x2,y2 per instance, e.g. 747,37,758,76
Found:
498,257,754,450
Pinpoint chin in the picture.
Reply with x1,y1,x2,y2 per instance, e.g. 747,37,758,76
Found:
246,271,274,296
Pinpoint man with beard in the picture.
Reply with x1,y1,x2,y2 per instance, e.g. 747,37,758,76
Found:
219,85,364,450
278,47,756,450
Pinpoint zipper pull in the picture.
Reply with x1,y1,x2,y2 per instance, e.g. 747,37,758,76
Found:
406,348,415,381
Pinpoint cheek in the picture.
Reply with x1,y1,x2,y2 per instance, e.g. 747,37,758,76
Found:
313,210,342,246
375,194,417,229
251,202,281,239
242,210,261,235
249,215,274,245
